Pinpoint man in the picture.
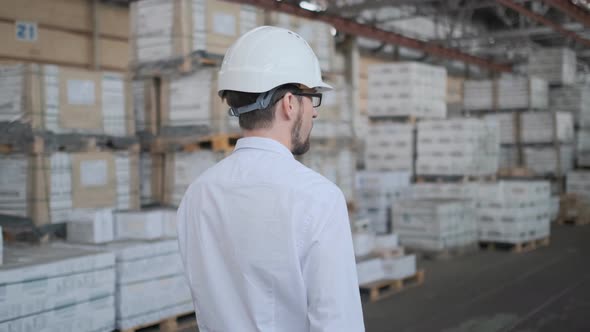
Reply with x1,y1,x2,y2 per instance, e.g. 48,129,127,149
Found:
177,26,364,332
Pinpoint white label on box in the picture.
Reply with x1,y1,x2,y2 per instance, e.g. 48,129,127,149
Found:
213,13,236,36
67,80,96,105
15,21,38,42
81,160,108,187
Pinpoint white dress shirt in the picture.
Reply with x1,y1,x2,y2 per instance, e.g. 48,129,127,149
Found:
177,137,364,332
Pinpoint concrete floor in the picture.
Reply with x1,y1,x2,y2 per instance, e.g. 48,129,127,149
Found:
172,224,590,332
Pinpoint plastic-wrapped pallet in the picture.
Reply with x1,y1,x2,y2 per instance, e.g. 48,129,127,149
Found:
0,245,116,331
56,239,192,331
549,83,590,126
392,199,477,251
298,141,356,202
566,171,590,201
131,0,263,63
163,151,218,206
416,118,499,176
524,145,574,175
365,122,414,172
521,112,574,143
356,171,411,233
310,75,353,139
0,64,134,136
367,62,447,118
476,181,551,243
527,47,577,85
463,76,548,111
266,12,336,72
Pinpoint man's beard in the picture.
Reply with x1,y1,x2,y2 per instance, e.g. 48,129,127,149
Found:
291,107,311,156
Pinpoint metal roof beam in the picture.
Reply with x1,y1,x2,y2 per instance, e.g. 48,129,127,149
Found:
221,0,512,72
541,0,590,29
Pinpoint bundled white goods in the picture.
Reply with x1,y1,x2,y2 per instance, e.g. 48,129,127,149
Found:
367,62,447,118
566,171,590,201
549,83,590,125
463,76,548,111
576,129,590,155
524,145,574,175
266,12,336,72
352,232,376,257
521,112,574,143
365,122,414,172
476,181,551,243
382,254,416,280
67,209,115,244
356,258,386,285
0,64,133,136
404,182,478,201
0,151,133,226
392,199,477,251
131,0,263,62
56,239,192,330
527,47,577,85
416,118,500,176
139,153,160,205
298,142,356,202
355,171,411,233
133,79,157,133
164,151,218,206
483,113,517,144
115,150,140,210
113,208,178,240
0,245,116,331
499,147,520,170
311,75,353,139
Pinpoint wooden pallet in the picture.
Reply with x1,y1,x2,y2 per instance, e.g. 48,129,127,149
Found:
359,269,425,303
131,51,222,78
480,237,550,253
557,217,590,226
556,194,590,226
120,311,196,332
413,243,479,260
415,174,497,183
369,115,417,125
149,133,241,153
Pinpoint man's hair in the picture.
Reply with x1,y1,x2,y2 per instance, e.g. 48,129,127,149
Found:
222,84,301,130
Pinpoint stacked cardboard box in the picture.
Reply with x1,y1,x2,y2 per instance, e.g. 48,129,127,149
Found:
416,118,499,176
367,62,447,118
0,64,134,136
392,199,477,251
365,123,414,172
355,171,411,233
131,0,263,63
527,47,577,85
521,112,574,144
524,145,574,175
463,76,548,111
57,239,191,331
476,181,551,243
0,245,116,331
0,150,138,226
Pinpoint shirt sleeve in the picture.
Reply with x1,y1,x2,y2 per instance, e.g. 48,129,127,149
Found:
302,190,365,332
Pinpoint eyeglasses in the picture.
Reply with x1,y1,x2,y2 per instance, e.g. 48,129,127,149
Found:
293,92,322,108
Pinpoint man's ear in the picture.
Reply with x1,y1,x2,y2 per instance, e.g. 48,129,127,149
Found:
280,92,297,120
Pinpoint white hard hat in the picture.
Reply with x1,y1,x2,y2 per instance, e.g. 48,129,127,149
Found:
218,26,333,96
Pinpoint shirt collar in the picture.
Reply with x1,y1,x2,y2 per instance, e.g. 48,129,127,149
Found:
234,137,294,159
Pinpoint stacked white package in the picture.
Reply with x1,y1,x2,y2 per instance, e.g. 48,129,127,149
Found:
166,69,214,128
356,171,411,233
56,239,192,330
392,199,477,251
114,210,166,240
521,112,574,143
497,76,548,110
476,181,551,243
566,171,590,201
356,258,385,285
139,153,156,205
405,182,477,201
0,245,115,331
132,0,262,63
168,150,217,206
367,62,447,118
416,118,499,176
527,47,577,85
67,209,115,244
463,76,548,111
115,151,139,210
499,147,520,169
133,80,149,132
549,83,590,126
0,64,132,136
298,143,356,202
524,145,574,175
365,122,414,172
0,153,72,224
311,75,353,139
352,231,376,257
483,113,517,144
382,254,416,280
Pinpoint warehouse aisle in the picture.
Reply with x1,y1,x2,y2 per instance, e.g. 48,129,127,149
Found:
363,224,590,332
